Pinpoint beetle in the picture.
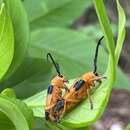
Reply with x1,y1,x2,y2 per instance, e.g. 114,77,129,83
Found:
45,53,69,121
53,36,106,122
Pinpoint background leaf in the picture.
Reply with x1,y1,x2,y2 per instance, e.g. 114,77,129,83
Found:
29,28,129,89
2,0,29,80
23,0,72,22
0,3,14,80
30,0,92,29
23,0,92,30
0,57,52,98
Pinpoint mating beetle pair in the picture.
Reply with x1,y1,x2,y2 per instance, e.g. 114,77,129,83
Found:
45,36,106,122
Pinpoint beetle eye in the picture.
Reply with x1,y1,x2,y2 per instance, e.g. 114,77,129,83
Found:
60,75,63,78
95,72,98,76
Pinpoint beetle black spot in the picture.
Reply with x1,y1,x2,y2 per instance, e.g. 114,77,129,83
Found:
74,79,85,91
47,85,53,94
45,111,49,120
54,99,65,112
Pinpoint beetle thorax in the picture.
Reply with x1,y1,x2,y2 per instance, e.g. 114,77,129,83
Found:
82,72,96,83
51,75,65,88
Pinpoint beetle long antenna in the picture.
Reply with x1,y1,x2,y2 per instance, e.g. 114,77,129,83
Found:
47,53,61,76
93,36,104,74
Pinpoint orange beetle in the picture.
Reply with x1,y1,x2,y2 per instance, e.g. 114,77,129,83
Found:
45,53,69,121
53,36,106,122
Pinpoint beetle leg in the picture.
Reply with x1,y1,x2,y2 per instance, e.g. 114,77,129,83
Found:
66,98,79,103
49,110,56,122
64,85,70,92
58,99,79,119
91,82,95,87
97,80,102,85
87,89,93,110
58,96,62,100
54,115,60,123
91,76,107,82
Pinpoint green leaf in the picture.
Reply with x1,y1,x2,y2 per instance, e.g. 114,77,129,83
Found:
92,2,116,127
93,0,115,56
23,27,109,127
115,0,126,65
24,0,126,127
93,0,115,95
24,79,108,127
23,0,92,29
0,95,32,130
0,3,14,80
0,94,33,130
2,0,29,80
